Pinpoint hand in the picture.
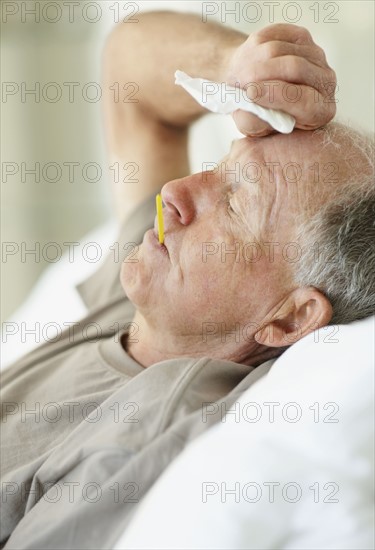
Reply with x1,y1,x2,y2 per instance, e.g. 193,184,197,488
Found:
225,23,337,137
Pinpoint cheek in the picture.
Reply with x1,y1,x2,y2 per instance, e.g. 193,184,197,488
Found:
120,245,165,307
176,238,249,316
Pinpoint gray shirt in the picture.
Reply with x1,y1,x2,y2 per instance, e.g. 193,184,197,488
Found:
0,194,274,549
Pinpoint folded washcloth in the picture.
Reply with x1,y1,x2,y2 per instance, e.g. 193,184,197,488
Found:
175,70,295,134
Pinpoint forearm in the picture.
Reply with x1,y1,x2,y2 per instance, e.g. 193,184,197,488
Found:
104,11,246,127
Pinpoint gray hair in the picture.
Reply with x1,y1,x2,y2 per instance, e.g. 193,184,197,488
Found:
294,123,375,325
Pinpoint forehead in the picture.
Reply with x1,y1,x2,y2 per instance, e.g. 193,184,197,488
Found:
228,137,261,161
224,133,320,239
229,130,318,160
221,138,264,190
226,132,320,194
224,136,278,201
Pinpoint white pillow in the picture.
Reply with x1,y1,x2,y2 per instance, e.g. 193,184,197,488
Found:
115,316,375,550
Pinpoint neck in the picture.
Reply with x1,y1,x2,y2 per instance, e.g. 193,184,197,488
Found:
124,310,282,368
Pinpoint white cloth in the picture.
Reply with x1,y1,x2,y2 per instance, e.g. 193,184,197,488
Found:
115,315,375,550
175,70,295,134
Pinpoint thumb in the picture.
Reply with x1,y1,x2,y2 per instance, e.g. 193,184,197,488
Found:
232,109,275,137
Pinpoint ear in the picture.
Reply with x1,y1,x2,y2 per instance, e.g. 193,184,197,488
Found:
254,287,333,348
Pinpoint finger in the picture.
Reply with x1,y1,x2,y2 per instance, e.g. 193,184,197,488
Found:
232,109,275,137
249,81,336,130
251,23,314,46
235,55,335,95
255,40,328,70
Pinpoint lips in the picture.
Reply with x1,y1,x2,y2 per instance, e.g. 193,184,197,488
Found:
152,228,169,256
154,214,169,248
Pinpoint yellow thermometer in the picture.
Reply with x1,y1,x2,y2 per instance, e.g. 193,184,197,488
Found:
156,193,164,244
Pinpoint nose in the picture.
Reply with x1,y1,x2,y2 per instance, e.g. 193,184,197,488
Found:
161,171,215,226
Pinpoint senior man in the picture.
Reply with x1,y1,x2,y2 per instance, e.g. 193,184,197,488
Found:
1,11,374,550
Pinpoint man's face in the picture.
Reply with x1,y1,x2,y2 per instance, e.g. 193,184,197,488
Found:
121,130,327,340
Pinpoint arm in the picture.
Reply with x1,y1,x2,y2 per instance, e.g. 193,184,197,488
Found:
102,11,246,222
103,14,336,223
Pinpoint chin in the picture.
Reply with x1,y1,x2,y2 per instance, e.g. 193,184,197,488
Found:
120,260,140,299
120,258,154,311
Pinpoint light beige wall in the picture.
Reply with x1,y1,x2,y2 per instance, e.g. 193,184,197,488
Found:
1,9,113,320
1,0,374,320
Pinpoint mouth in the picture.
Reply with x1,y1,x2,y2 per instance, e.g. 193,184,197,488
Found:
149,229,169,257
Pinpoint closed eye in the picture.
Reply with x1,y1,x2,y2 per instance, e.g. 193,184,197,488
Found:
226,191,236,215
221,187,239,221
227,202,235,214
